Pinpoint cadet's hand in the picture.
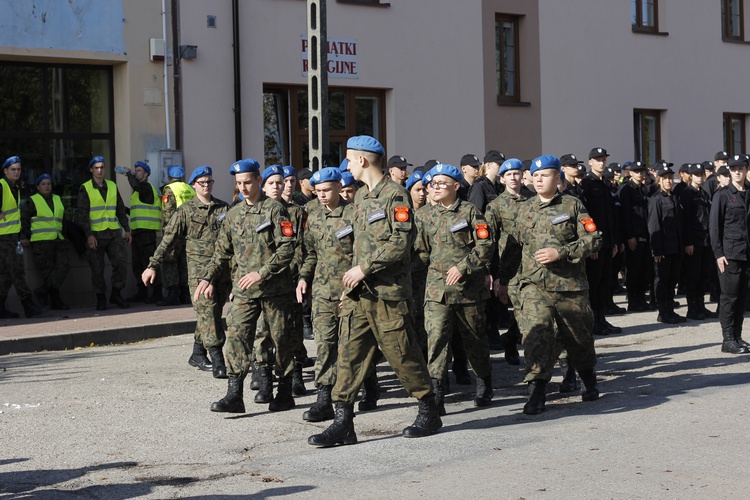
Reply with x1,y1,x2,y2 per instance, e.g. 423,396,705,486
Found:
627,238,637,251
685,245,694,256
142,268,157,286
339,291,346,310
612,246,618,258
590,251,599,260
124,231,132,245
446,266,463,286
238,271,262,290
534,247,560,265
717,256,728,273
342,266,365,289
654,255,663,263
194,279,212,301
87,235,98,250
296,280,308,304
495,283,509,304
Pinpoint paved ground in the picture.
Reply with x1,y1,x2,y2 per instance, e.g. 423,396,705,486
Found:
2,298,750,499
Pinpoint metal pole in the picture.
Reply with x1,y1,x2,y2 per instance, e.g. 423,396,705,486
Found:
161,0,171,149
307,0,328,172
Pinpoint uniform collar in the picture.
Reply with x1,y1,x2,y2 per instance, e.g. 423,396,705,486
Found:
365,175,389,199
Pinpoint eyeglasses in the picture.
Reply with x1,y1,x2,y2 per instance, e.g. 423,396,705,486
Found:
195,180,215,187
428,181,454,189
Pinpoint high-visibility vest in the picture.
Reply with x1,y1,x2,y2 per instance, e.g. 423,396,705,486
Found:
130,183,162,231
0,178,21,235
166,181,195,207
30,193,65,242
83,179,120,232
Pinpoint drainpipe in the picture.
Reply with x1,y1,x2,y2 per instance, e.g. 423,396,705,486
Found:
232,0,242,161
171,0,182,150
162,0,171,149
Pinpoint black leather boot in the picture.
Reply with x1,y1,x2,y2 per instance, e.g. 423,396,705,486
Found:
591,310,611,336
523,380,547,415
559,363,578,393
269,376,296,411
451,354,472,385
474,375,493,407
21,297,46,318
208,346,227,379
254,366,273,403
302,313,314,340
144,284,162,304
249,363,260,390
95,293,107,311
210,376,245,413
501,326,521,366
358,370,380,411
402,395,443,438
303,385,335,422
579,368,600,401
722,329,750,354
431,378,446,416
157,286,180,306
308,402,357,447
48,288,69,310
109,288,129,309
0,301,20,319
188,340,213,371
292,361,307,396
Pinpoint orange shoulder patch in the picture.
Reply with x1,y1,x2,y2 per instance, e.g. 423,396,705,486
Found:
581,217,597,233
162,194,170,204
394,206,410,222
476,223,489,240
280,220,294,237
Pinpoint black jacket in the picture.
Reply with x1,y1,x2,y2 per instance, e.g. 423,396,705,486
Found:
467,175,503,213
648,189,683,256
580,173,617,249
619,180,650,241
710,183,750,261
680,184,711,248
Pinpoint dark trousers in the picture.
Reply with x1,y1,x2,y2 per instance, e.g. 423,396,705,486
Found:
654,254,682,310
625,240,653,303
684,245,714,307
586,249,613,312
718,260,749,335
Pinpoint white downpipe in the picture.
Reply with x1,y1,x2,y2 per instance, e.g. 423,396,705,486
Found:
162,0,172,149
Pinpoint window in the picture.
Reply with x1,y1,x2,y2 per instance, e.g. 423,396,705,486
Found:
633,109,662,166
336,0,390,6
722,0,745,40
495,14,521,104
724,113,747,155
632,0,658,32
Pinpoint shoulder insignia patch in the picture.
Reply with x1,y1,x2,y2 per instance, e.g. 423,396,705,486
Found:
581,217,597,233
476,223,489,239
280,220,294,237
162,194,169,204
394,206,410,222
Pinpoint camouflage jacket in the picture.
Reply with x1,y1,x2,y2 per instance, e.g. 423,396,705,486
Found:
350,176,415,301
485,188,531,286
509,192,602,292
203,194,295,298
415,198,492,304
299,198,355,300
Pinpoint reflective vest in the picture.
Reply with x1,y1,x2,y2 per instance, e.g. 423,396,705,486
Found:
83,179,120,232
30,193,65,242
130,183,163,231
166,181,195,207
0,178,21,235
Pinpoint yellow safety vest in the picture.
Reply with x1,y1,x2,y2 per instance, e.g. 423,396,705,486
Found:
83,179,120,232
30,193,65,242
130,183,163,231
0,178,21,235
166,181,195,207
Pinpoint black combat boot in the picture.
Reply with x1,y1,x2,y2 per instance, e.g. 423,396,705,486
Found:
188,340,213,371
303,385,335,422
523,380,547,415
474,375,493,407
501,322,521,365
95,293,107,311
735,329,750,350
308,402,357,447
559,363,578,393
21,297,46,318
358,370,380,411
431,378,446,416
598,310,622,333
157,286,180,306
249,363,261,390
700,304,718,319
657,306,679,324
210,376,245,413
109,288,129,309
254,366,273,403
722,329,750,354
179,286,192,305
0,301,20,319
144,284,162,304
292,361,307,396
48,288,69,310
579,369,600,402
402,395,443,438
208,346,227,379
451,353,472,385
591,310,611,336
686,299,706,320
269,376,296,411
34,286,49,307
302,313,314,340
128,284,148,303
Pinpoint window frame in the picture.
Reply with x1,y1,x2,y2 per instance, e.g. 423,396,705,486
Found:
632,0,659,33
723,112,747,156
495,13,522,105
633,109,662,167
722,0,745,41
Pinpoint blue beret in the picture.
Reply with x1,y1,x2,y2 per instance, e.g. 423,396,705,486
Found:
261,165,284,185
188,166,213,185
339,158,349,172
35,173,51,186
89,155,105,168
346,135,385,156
427,163,464,184
530,155,561,175
310,167,342,187
340,171,356,187
498,158,523,176
167,165,185,179
405,171,424,191
2,156,20,170
230,158,260,175
422,171,433,186
134,161,151,176
282,165,296,178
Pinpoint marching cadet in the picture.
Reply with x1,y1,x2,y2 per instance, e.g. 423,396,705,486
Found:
340,171,358,203
407,170,429,358
297,167,356,422
386,155,411,186
709,155,750,354
159,165,195,306
703,151,729,199
508,155,601,415
414,164,494,415
648,161,686,324
195,158,297,413
142,166,231,378
458,154,481,201
77,155,131,311
467,150,505,212
560,154,584,199
308,136,441,447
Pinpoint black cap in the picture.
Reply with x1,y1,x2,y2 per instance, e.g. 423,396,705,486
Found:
412,165,426,173
603,167,615,179
629,161,648,171
608,162,622,172
702,160,714,170
483,150,505,164
653,160,674,170
688,163,705,175
387,155,411,169
560,154,583,166
423,159,440,170
656,165,674,176
460,154,481,168
715,151,730,161
576,164,587,176
728,154,749,167
717,165,730,175
522,159,532,171
678,163,690,173
298,168,314,181
588,147,610,159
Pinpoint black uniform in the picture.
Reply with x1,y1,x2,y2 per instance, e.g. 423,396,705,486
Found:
619,179,653,310
680,184,716,318
467,176,503,213
648,188,684,322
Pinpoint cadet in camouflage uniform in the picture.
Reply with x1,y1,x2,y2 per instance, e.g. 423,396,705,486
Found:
507,155,602,415
297,167,356,422
77,155,131,311
142,166,231,378
414,164,494,415
159,165,195,306
407,170,429,356
308,136,441,448
195,158,296,414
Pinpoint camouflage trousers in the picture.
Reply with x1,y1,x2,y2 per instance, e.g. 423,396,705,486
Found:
131,231,160,287
332,294,432,404
310,295,342,387
253,293,307,366
424,300,491,380
30,240,70,289
516,283,596,383
86,235,128,294
0,238,32,301
188,276,229,349
225,293,294,379
161,237,188,288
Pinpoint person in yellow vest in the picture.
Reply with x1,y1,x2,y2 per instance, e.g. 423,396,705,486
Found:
0,156,46,318
120,160,163,304
20,174,70,310
158,165,195,306
76,155,131,311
